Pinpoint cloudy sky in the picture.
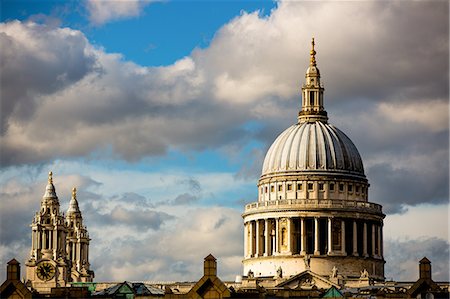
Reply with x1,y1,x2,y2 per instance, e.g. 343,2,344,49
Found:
0,0,448,282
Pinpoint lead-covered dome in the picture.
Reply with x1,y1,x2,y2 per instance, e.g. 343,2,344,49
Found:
261,121,364,177
261,37,365,180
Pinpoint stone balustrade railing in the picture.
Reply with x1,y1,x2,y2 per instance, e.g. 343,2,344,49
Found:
244,199,382,213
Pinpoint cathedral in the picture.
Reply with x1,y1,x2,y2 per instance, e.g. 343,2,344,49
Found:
242,38,385,281
24,172,94,294
1,40,448,299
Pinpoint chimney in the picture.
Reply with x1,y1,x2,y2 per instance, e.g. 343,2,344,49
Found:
6,259,20,281
419,257,431,280
204,254,217,277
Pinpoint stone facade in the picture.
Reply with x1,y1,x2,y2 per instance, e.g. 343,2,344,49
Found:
25,172,94,294
242,39,385,281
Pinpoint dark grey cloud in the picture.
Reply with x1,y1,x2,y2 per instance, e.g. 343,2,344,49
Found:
385,237,450,281
116,192,155,208
83,202,174,231
0,20,96,134
368,162,448,214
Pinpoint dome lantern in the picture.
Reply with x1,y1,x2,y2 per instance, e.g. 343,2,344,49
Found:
298,38,328,124
242,40,385,281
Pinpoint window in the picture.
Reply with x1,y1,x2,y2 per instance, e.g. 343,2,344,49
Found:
287,184,292,191
329,183,335,191
318,183,324,191
309,91,315,106
278,185,282,192
348,184,353,192
339,183,344,192
297,183,302,191
362,186,366,194
271,186,274,192
265,186,268,193
308,183,314,191
356,185,360,193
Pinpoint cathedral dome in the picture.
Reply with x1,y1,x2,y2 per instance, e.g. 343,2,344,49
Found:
261,121,365,178
243,39,384,281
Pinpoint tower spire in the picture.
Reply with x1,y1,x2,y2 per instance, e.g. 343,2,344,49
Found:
298,38,328,124
67,187,81,215
43,171,58,200
310,37,316,66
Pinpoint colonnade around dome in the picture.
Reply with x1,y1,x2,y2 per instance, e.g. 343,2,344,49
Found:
243,216,383,259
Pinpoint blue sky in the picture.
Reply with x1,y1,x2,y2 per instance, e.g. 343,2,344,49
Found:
0,0,448,282
2,0,276,65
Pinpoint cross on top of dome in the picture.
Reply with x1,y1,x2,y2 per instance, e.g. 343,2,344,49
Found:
310,37,317,66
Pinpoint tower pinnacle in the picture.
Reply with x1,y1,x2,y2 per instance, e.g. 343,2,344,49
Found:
67,187,81,215
43,171,57,200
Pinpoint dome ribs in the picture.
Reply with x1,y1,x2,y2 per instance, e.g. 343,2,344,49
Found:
307,123,316,169
260,123,365,178
319,121,336,170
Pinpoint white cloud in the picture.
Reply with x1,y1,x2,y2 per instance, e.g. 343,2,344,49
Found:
384,203,449,240
86,0,153,25
384,237,449,281
0,0,448,283
378,100,449,133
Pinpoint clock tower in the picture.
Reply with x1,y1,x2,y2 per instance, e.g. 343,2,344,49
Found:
26,172,70,294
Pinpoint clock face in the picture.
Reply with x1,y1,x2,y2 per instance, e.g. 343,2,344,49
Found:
36,262,55,281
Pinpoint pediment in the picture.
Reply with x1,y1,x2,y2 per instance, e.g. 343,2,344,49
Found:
276,270,340,290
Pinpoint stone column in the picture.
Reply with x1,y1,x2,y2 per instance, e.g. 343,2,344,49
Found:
249,221,254,257
327,217,332,255
38,230,42,250
314,217,320,255
300,218,306,255
255,220,260,257
287,218,292,254
353,221,358,256
380,222,384,258
77,241,81,270
264,219,269,256
43,231,47,249
377,224,382,258
363,222,368,257
243,222,248,258
341,220,346,254
31,230,35,250
53,228,58,257
274,218,279,255
371,223,376,257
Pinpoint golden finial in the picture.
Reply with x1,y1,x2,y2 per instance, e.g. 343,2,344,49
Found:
48,171,53,183
310,37,316,66
72,187,77,199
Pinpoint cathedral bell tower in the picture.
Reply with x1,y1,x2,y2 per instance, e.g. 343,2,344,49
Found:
26,172,69,293
66,188,94,282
